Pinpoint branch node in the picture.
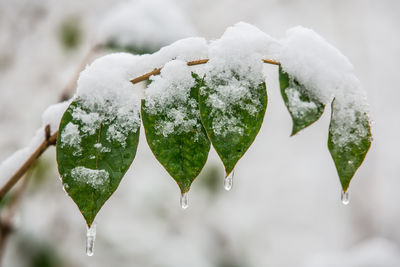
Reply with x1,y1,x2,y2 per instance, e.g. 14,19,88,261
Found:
45,125,51,141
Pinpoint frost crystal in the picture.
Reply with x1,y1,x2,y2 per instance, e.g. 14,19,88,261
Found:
143,60,203,139
71,167,110,191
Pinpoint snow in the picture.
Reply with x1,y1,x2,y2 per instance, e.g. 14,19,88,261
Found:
71,106,101,136
129,37,208,79
41,101,71,134
57,53,143,192
124,21,370,147
0,101,69,188
98,0,197,53
70,166,110,191
279,26,354,103
0,129,44,188
208,22,279,62
143,60,202,138
63,53,142,148
285,87,319,119
278,26,370,147
0,3,385,265
201,22,269,136
94,143,111,153
329,97,370,147
76,52,140,103
60,122,81,150
136,22,370,144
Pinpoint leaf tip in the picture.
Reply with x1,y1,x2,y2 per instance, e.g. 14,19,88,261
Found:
290,127,300,137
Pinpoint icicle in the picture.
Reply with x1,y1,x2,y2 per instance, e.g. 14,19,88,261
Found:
180,192,189,209
224,170,234,191
86,222,97,256
341,190,350,205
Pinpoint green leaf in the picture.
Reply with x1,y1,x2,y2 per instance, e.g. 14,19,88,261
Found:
199,72,267,176
141,73,210,193
279,66,325,135
56,99,140,226
328,99,372,191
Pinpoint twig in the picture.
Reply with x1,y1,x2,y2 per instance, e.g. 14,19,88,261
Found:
130,67,162,84
0,43,100,264
130,58,280,84
0,45,102,200
0,127,57,201
0,45,102,199
262,59,280,65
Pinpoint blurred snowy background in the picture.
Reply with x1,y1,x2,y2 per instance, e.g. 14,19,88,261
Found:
0,0,399,266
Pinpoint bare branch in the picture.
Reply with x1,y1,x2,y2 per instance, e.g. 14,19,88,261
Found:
130,67,162,84
0,128,58,201
262,59,280,65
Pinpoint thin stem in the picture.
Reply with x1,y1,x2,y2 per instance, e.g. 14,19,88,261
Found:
0,126,57,201
186,59,209,66
130,67,162,84
262,59,280,66
130,58,280,84
0,45,103,199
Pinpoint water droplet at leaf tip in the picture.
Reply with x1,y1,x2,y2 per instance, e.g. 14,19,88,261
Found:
341,190,350,205
224,170,234,191
86,222,96,256
180,192,189,209
86,250,94,257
